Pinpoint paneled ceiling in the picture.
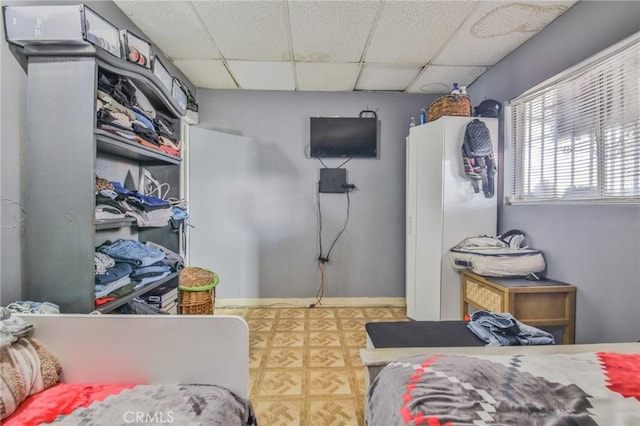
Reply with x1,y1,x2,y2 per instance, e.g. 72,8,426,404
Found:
114,0,578,94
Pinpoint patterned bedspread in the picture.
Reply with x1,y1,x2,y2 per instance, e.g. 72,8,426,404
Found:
366,352,639,426
4,383,257,426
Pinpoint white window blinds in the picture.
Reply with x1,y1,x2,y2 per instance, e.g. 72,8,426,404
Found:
509,33,640,204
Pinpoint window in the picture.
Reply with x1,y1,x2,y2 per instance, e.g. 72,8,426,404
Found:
509,33,639,204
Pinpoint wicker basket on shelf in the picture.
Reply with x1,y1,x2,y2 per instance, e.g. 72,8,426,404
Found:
426,94,472,122
179,267,219,315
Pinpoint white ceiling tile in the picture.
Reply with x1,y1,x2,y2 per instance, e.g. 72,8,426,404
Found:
433,1,578,66
365,1,479,65
115,0,577,92
227,61,295,91
192,1,290,61
289,1,379,62
406,65,487,94
296,62,360,92
355,64,422,92
173,59,237,90
113,1,219,59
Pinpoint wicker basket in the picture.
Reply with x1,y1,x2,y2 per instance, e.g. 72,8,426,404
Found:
426,94,472,122
179,267,219,315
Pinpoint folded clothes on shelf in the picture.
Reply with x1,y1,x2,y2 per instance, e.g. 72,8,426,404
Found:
95,262,133,285
95,276,132,299
97,239,165,267
145,241,184,272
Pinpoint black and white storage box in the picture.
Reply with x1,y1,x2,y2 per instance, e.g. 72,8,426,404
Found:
2,4,121,58
172,78,187,112
121,29,151,69
153,57,173,93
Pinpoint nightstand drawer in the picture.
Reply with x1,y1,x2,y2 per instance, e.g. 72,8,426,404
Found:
512,292,570,322
463,277,502,312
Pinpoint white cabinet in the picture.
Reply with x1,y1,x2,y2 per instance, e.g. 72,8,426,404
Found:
405,117,498,320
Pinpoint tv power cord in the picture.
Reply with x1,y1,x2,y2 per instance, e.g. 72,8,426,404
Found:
310,184,354,308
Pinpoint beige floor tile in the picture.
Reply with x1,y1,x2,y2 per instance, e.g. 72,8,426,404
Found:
364,307,396,319
335,308,366,319
247,318,275,332
278,308,307,319
275,318,307,332
247,308,278,319
249,368,262,397
342,331,367,347
266,348,305,368
309,348,347,368
254,400,302,426
346,348,363,367
272,332,305,347
307,399,359,426
309,308,337,318
352,369,366,397
339,318,368,331
309,318,338,331
389,306,408,318
308,369,352,396
259,369,304,397
308,331,341,347
250,332,272,348
250,348,266,369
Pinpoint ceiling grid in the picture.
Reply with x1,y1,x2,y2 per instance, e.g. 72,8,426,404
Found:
113,0,578,93
186,1,240,90
283,1,298,91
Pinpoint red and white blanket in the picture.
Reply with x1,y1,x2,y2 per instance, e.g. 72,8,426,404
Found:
4,383,256,426
367,352,640,425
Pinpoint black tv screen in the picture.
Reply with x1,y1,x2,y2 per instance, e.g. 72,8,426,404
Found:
310,117,377,158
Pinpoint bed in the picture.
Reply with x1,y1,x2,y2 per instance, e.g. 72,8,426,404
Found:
2,313,255,425
360,343,640,425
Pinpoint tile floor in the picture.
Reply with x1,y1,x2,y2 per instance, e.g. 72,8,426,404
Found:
215,305,408,426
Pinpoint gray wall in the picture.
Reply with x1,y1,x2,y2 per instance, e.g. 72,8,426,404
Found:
468,1,640,343
0,8,27,304
195,90,434,298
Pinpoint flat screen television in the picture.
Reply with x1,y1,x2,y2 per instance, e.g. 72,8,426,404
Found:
310,117,377,158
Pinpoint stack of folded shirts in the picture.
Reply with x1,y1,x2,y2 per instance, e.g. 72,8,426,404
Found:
130,264,172,286
94,179,173,228
94,253,133,299
97,239,165,268
153,111,181,157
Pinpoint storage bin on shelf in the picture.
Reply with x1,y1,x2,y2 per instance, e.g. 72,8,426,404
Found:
426,94,472,122
179,267,218,315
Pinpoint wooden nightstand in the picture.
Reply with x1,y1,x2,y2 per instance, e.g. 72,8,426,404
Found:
461,271,576,344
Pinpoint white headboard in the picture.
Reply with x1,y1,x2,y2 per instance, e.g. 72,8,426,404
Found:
19,314,249,398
